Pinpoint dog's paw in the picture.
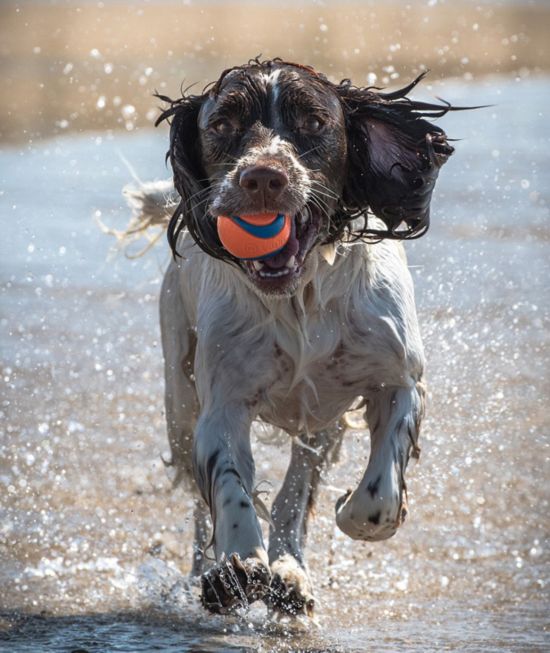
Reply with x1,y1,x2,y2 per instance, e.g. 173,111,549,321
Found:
201,553,271,614
266,554,315,617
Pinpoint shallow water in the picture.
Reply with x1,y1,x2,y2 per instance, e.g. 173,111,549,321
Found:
1,75,549,652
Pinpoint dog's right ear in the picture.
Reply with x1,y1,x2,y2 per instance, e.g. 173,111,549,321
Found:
155,92,209,256
336,74,457,240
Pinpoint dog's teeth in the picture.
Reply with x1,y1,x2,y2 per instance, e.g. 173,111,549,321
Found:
252,261,263,271
259,268,290,278
286,256,296,269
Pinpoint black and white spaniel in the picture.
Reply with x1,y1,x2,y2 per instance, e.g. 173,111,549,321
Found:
124,58,461,616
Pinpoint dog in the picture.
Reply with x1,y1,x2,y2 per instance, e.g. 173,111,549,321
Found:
125,58,459,616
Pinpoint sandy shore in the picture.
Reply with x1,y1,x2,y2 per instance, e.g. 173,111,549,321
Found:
0,1,549,143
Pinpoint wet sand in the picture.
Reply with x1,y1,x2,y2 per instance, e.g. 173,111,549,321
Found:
1,75,549,651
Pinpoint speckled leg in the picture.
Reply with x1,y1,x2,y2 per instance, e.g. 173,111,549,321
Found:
267,424,344,617
335,383,424,541
192,408,271,613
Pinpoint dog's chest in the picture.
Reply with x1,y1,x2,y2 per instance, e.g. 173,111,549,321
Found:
254,285,418,434
258,337,369,435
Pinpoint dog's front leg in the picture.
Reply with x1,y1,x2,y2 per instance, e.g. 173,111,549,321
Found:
193,404,271,613
335,382,425,541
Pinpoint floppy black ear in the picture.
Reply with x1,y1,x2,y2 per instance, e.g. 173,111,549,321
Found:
156,92,219,257
338,74,455,239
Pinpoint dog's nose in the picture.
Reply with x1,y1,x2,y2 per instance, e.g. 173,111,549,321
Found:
239,166,289,203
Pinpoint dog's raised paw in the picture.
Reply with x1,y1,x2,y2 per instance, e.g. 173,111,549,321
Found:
266,555,315,618
201,553,271,614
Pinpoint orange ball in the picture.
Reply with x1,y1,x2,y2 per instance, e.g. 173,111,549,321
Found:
217,212,291,260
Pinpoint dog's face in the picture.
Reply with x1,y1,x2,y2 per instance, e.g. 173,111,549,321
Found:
198,66,347,294
160,60,455,296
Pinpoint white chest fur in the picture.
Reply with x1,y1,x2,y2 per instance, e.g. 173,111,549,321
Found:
182,238,424,435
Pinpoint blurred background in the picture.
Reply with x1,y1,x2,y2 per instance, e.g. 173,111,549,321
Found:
1,0,549,143
1,2,549,652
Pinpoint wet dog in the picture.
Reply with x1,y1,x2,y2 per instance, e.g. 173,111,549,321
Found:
129,58,458,616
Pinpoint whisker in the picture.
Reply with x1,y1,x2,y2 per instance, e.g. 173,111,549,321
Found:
297,145,323,160
190,198,214,218
310,189,337,203
309,195,332,222
309,188,339,208
309,191,332,212
310,179,339,200
182,186,210,207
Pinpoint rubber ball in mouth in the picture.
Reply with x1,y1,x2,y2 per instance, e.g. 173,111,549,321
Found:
216,212,291,260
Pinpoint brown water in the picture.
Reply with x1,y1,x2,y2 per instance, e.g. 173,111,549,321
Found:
1,76,549,651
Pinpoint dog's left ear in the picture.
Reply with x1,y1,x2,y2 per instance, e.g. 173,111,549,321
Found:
338,75,455,239
155,91,214,256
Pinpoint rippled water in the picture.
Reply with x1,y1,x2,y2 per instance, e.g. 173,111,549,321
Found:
1,76,549,652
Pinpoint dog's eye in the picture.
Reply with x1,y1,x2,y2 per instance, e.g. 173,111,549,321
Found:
211,119,238,137
303,116,325,133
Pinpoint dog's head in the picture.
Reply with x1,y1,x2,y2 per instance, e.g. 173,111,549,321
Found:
157,59,455,295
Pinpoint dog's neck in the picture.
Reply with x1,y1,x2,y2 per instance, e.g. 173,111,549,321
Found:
225,242,368,317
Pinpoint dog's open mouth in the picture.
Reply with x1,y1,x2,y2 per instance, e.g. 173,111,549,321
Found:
240,205,322,292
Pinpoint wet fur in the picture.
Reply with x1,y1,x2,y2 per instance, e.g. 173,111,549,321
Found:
156,58,457,262
132,59,460,615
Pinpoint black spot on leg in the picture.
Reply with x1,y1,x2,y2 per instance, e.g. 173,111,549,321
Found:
205,449,221,484
233,523,238,529
368,511,381,525
367,474,381,498
240,500,250,509
221,468,239,477
223,497,232,507
221,468,240,480
219,467,240,489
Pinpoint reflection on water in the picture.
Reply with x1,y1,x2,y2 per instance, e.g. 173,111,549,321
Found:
1,76,549,652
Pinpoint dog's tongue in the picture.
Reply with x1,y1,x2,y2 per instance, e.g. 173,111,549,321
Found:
262,228,299,268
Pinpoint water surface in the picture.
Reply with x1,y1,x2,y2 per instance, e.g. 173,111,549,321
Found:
1,75,549,652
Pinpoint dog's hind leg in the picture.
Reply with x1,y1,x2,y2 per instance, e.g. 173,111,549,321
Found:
266,422,345,617
160,262,208,575
335,382,425,541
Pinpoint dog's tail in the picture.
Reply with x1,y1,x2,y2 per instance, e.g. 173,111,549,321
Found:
98,178,178,257
123,178,178,227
